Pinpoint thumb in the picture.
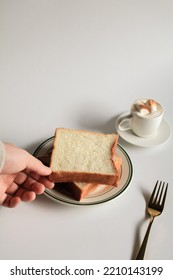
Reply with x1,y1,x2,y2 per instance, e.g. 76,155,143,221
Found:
25,153,52,176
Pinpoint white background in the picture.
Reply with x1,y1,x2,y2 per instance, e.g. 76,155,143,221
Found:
0,0,173,260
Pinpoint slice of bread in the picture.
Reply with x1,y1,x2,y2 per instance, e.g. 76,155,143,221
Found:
49,128,120,186
39,145,122,200
38,152,98,200
54,153,122,201
54,182,100,201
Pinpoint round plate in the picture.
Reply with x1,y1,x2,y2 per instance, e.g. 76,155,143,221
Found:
115,112,171,148
33,137,133,206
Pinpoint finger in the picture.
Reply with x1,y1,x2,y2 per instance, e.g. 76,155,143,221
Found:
6,172,28,195
38,177,54,189
22,177,45,194
0,191,8,205
14,171,54,191
27,182,45,194
14,172,27,185
10,197,21,207
0,175,18,205
30,174,54,189
12,187,36,202
2,195,21,208
0,174,16,192
22,191,36,202
5,182,19,195
25,154,52,176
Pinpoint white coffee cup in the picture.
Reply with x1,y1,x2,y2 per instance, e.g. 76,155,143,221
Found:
118,99,164,138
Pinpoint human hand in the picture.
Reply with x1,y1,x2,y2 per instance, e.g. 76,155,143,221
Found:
0,143,54,207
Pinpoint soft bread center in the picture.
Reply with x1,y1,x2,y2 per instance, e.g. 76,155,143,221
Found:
52,130,116,174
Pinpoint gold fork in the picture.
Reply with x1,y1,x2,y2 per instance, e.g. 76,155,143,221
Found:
136,180,168,260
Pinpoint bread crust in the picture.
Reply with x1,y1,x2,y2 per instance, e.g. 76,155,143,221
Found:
55,182,99,201
49,170,120,186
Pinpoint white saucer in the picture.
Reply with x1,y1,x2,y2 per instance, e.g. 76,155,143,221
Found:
115,112,171,147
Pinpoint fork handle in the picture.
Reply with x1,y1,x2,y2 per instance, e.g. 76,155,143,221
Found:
136,216,154,260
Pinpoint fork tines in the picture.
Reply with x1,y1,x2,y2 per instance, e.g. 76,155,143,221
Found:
150,180,168,206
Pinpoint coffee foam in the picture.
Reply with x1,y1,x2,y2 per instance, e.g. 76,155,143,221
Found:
132,99,163,118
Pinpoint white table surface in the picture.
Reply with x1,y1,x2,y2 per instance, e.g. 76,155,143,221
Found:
0,0,173,260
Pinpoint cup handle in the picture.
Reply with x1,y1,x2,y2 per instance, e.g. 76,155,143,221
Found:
118,114,132,131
